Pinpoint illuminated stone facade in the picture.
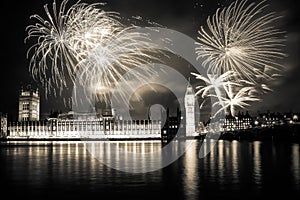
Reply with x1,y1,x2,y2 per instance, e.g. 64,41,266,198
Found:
8,116,162,139
18,86,40,122
7,83,198,140
184,81,196,136
0,113,7,138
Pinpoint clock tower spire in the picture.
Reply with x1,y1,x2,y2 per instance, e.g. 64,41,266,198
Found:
184,79,195,137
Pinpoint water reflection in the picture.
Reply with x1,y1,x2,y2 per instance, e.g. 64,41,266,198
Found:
84,141,164,173
199,140,265,191
253,141,262,186
83,140,194,173
183,140,199,199
0,140,299,199
218,140,225,185
292,144,300,187
232,140,239,184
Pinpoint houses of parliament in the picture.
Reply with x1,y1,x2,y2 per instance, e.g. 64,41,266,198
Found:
2,83,299,141
2,83,197,140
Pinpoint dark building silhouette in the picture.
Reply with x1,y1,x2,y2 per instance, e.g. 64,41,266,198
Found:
161,107,182,142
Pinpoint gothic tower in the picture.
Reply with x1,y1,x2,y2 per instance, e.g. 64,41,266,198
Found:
0,113,7,138
184,80,195,137
18,85,40,122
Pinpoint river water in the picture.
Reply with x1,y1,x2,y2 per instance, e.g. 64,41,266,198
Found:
0,139,299,199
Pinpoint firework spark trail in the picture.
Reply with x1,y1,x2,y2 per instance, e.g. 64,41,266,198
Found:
195,0,286,83
191,70,240,99
25,0,160,104
25,0,85,91
79,29,160,104
210,85,260,117
191,70,236,114
192,71,256,117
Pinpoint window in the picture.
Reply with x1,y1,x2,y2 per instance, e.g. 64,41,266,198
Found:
22,102,30,110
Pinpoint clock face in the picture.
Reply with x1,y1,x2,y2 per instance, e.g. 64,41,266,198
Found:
186,96,194,105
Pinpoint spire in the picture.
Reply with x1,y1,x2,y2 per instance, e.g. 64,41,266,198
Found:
185,78,194,95
187,77,191,87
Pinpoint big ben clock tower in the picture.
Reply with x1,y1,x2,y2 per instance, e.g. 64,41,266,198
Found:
184,80,195,137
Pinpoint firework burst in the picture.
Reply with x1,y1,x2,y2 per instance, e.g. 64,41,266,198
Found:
192,70,259,117
25,0,115,92
25,0,159,103
191,70,240,99
195,0,286,83
79,29,159,104
212,85,260,117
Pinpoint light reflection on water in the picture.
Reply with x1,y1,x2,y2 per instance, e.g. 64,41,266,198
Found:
292,144,300,187
253,141,262,186
0,140,299,199
232,140,239,184
183,139,199,200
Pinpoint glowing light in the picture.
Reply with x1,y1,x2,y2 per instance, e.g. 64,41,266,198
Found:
195,0,286,83
293,115,298,121
95,83,110,94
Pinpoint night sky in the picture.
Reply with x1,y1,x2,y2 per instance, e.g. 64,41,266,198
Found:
0,0,300,121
